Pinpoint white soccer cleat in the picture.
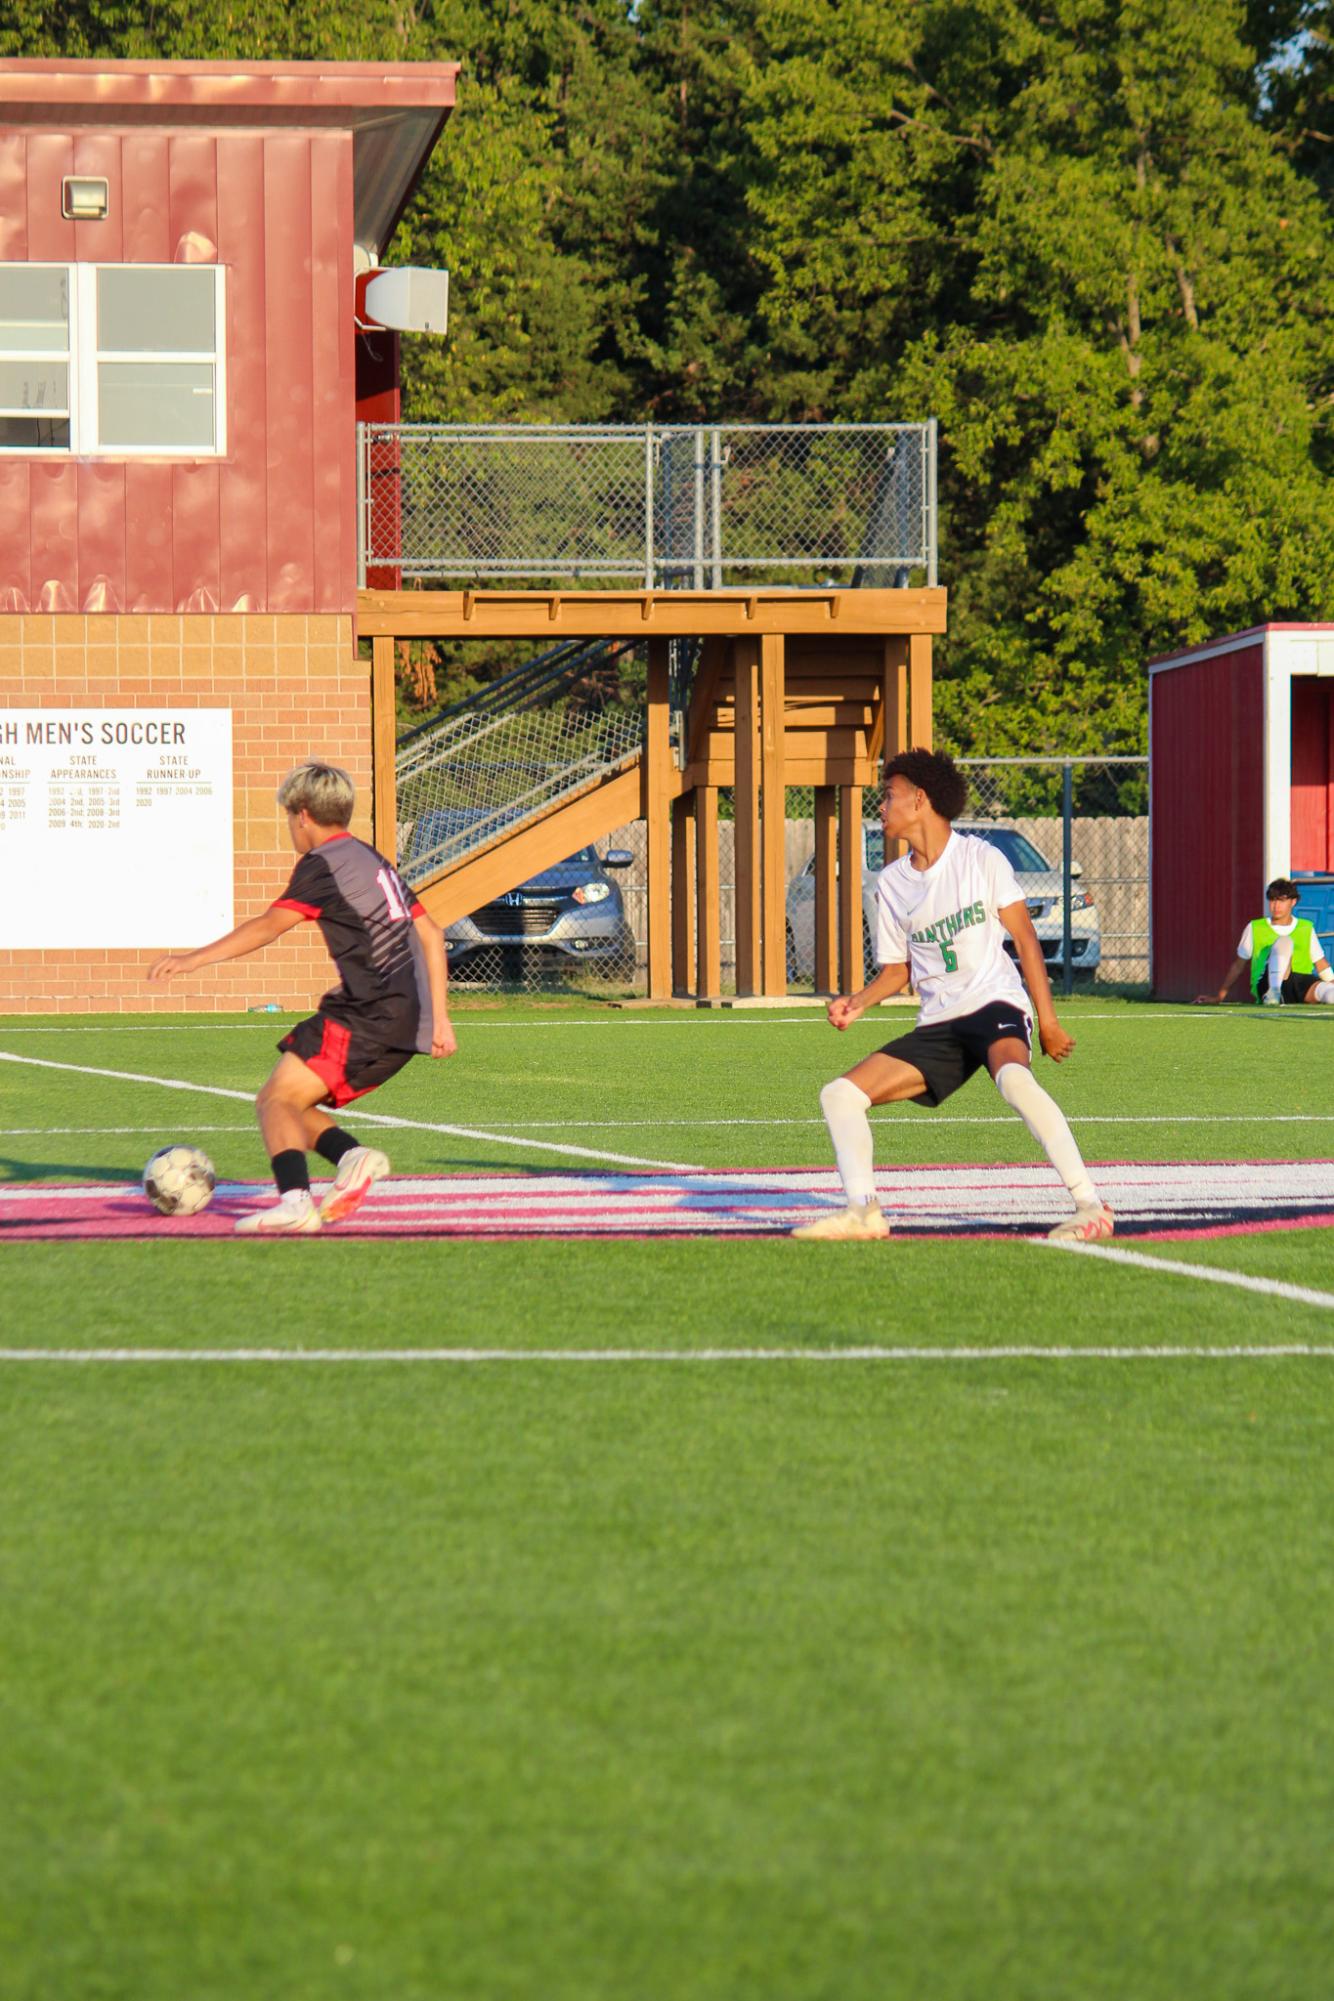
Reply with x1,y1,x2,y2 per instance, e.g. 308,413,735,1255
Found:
1047,1203,1115,1243
791,1201,890,1242
234,1192,322,1236
319,1146,391,1224
1262,991,1283,1007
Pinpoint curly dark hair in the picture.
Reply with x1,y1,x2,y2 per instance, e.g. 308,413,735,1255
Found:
882,748,968,821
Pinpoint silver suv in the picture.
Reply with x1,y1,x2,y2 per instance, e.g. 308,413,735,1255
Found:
786,821,1100,983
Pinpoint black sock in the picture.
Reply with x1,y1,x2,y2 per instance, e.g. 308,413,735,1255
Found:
271,1149,310,1196
314,1127,360,1167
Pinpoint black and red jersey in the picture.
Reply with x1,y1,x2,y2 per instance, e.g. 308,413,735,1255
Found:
273,833,433,1052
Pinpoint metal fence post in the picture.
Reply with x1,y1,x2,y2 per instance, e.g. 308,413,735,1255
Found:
693,427,706,590
645,426,656,589
710,427,723,589
355,422,367,589
1061,760,1074,999
926,418,938,589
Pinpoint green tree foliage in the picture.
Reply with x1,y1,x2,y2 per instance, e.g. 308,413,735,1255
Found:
1260,0,1334,200
734,0,1334,753
5,0,1333,749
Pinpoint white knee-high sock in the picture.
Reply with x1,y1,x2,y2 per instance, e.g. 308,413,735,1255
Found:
1314,981,1334,1005
994,1062,1098,1208
1269,936,1293,995
820,1078,877,1207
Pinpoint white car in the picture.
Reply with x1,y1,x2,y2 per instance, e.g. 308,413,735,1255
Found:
785,820,1100,983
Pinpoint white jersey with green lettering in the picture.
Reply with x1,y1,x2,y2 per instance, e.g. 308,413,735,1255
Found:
874,830,1031,1026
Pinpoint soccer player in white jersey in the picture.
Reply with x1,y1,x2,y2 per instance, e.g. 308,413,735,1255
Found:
792,747,1113,1243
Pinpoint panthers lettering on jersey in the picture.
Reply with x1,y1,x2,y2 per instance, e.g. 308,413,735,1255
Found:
273,833,434,1053
874,831,1031,1026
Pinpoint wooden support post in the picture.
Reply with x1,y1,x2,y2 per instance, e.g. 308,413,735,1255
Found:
733,637,761,997
671,793,697,995
646,638,673,1000
813,786,837,994
695,784,721,1001
759,633,787,995
883,636,909,762
882,635,910,862
837,783,863,993
909,634,933,751
371,635,398,862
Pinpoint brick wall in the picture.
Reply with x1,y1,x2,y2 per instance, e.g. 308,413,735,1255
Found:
0,612,372,1014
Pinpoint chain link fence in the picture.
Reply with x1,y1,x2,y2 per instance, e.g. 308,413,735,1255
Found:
607,758,1147,998
360,422,936,589
784,759,1148,996
401,713,1147,996
955,758,1149,993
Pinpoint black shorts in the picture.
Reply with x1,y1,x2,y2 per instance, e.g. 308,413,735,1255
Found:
878,1001,1033,1108
278,1013,415,1108
1255,971,1318,1005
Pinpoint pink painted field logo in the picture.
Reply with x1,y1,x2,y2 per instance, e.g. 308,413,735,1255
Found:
1,1162,1332,1242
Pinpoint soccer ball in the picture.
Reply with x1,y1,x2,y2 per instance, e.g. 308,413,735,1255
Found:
143,1145,217,1217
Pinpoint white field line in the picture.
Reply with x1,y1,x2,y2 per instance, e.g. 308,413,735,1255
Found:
1,1344,1332,1365
1046,1239,1334,1309
358,1113,1334,1128
0,1125,258,1136
5,1050,1332,1312
6,1115,1334,1134
0,1011,1296,1036
0,1049,701,1174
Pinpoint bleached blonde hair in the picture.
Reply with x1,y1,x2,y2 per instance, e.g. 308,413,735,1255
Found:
277,762,355,828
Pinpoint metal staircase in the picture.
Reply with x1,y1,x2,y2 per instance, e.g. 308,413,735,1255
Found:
395,637,650,925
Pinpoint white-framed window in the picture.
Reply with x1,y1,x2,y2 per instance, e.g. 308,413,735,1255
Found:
0,263,226,457
0,265,71,450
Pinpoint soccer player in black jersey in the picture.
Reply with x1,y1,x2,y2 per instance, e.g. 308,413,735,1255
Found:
150,762,454,1234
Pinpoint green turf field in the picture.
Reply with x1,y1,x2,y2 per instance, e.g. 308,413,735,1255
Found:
3,997,1333,1999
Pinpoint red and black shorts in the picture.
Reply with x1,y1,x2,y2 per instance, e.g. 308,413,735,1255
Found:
878,1001,1033,1108
278,1013,415,1108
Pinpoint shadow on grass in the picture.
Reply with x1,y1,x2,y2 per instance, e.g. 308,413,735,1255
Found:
0,1155,142,1186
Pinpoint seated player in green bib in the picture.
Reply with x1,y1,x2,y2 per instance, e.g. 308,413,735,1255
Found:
1196,879,1334,1008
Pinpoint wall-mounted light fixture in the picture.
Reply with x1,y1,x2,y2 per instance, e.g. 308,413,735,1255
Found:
61,176,109,221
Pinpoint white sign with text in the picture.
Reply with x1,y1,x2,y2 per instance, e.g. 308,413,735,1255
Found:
1,709,234,949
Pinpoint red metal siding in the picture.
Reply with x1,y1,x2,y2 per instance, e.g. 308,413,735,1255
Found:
0,131,26,260
312,134,356,614
0,127,356,614
1151,645,1265,998
215,135,268,612
1291,678,1334,871
263,136,317,611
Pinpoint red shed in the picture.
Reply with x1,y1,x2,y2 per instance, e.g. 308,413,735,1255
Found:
1149,624,1334,999
0,59,456,1015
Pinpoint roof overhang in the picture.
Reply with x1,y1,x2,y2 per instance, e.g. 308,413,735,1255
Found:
0,58,459,264
1148,623,1334,676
